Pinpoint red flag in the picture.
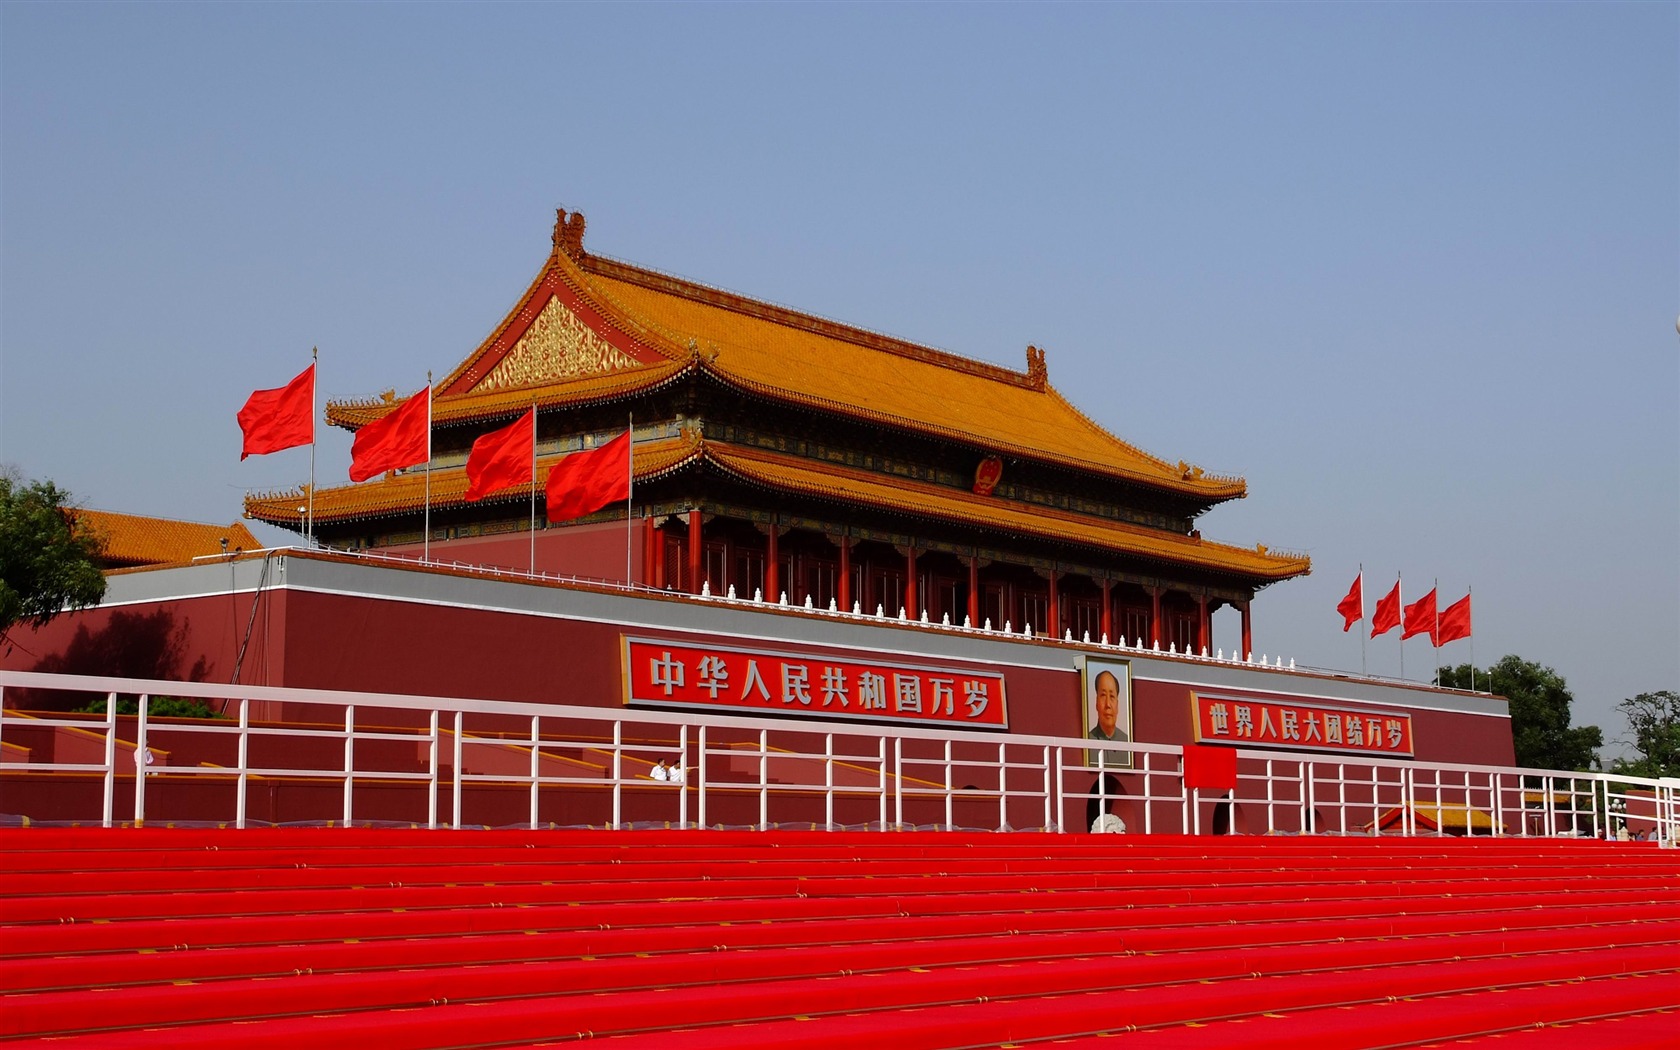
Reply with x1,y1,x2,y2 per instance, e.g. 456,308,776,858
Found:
1182,743,1238,792
237,364,314,460
1336,573,1363,632
546,430,631,523
1371,580,1402,638
1438,593,1472,644
349,389,430,483
464,408,535,501
1402,587,1438,645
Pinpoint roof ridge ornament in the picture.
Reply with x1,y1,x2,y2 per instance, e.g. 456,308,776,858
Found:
1025,345,1047,391
553,207,587,259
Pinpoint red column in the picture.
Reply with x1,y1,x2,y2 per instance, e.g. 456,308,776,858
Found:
1100,579,1113,642
1196,595,1209,655
686,509,702,594
904,545,918,619
1047,570,1060,638
766,521,780,601
1149,586,1163,649
838,534,851,612
640,514,656,587
653,520,667,590
967,555,980,627
1239,599,1253,661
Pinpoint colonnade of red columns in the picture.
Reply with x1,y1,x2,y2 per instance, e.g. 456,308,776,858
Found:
639,511,1254,659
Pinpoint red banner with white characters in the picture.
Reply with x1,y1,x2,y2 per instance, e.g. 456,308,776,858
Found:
624,637,1009,730
1192,693,1414,757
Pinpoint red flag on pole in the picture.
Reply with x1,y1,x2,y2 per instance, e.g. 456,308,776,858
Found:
464,408,535,502
1337,573,1363,632
1402,587,1439,645
349,388,430,483
237,364,314,460
546,430,631,523
1438,593,1472,644
1371,580,1402,638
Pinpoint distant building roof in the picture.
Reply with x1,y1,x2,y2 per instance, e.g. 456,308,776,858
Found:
72,509,260,570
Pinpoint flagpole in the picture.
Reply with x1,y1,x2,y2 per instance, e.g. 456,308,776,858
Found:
307,346,317,549
423,372,433,564
530,403,538,575
1432,577,1440,686
626,412,634,588
1468,585,1476,692
1358,563,1367,677
1396,574,1404,681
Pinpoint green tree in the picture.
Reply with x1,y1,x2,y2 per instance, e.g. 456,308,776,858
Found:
1611,690,1680,780
0,471,107,643
1438,655,1602,772
74,695,223,720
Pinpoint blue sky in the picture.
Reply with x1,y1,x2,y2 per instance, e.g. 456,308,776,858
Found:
2,3,1675,756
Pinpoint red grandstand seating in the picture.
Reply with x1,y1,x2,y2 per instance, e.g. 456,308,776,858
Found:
1,827,1675,1048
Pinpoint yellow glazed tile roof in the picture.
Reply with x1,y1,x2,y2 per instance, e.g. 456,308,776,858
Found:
1373,802,1504,834
704,442,1306,580
580,264,1243,499
247,430,1304,582
326,359,689,430
72,509,261,568
334,213,1245,502
246,435,701,526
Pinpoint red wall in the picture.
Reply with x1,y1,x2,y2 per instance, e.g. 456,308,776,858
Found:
0,589,289,696
5,584,1511,769
384,520,641,584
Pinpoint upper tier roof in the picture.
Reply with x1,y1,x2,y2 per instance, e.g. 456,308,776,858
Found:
327,209,1245,504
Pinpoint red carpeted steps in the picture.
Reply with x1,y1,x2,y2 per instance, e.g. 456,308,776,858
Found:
2,828,1675,1048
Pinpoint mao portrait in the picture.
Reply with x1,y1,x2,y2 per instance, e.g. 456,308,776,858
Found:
1083,658,1133,769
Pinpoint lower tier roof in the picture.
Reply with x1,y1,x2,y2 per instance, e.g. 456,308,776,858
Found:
245,435,1308,585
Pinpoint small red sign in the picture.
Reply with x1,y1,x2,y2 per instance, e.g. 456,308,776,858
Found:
1192,693,1414,757
624,638,1009,730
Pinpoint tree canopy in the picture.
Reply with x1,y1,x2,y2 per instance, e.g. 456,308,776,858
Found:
1612,690,1680,780
0,471,107,642
1438,655,1602,772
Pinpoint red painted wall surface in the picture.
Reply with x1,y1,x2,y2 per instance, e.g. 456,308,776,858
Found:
4,583,1510,768
384,520,641,583
0,589,290,702
2,581,1520,831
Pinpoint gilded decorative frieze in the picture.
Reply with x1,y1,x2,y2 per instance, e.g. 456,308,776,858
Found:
478,296,640,392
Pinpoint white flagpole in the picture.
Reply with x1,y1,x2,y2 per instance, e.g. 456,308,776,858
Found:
1358,563,1367,677
423,373,433,564
307,346,317,549
1432,576,1440,685
529,403,538,574
1468,585,1476,692
626,412,634,587
1396,574,1404,681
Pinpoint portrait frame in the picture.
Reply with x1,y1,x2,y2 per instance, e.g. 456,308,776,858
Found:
1081,656,1134,769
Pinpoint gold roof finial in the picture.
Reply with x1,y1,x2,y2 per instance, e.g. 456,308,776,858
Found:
553,207,587,258
1025,345,1047,390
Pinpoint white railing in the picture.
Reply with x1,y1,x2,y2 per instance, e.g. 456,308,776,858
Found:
1,670,1674,844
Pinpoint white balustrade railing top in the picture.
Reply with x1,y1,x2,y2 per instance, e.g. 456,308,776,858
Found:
2,670,1673,844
